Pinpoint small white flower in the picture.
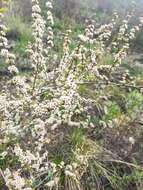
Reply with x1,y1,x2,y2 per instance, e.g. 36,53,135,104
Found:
129,137,135,145
65,170,76,178
78,34,89,42
8,65,19,74
46,2,53,9
139,17,143,25
46,180,55,187
12,171,25,189
1,49,8,57
32,5,41,13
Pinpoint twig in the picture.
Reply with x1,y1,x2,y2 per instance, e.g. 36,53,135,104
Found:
77,81,143,90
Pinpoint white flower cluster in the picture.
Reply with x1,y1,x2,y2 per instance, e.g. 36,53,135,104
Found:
0,2,143,189
111,14,142,68
26,0,46,94
45,0,54,51
63,29,72,54
139,17,143,26
85,19,95,39
4,169,32,190
0,13,18,75
0,14,8,49
46,0,54,26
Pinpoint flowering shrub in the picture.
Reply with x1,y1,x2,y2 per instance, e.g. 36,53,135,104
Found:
0,1,143,190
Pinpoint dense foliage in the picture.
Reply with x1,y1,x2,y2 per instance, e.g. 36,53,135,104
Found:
0,0,143,190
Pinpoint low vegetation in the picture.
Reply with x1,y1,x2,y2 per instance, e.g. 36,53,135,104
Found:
0,0,143,190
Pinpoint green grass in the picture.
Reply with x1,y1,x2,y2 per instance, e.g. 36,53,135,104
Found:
133,31,143,51
5,16,33,55
103,101,122,122
125,90,143,118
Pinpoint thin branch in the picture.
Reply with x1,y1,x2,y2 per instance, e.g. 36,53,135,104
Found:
77,81,143,90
